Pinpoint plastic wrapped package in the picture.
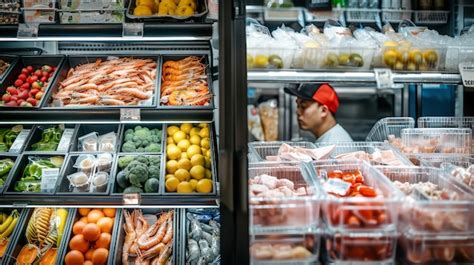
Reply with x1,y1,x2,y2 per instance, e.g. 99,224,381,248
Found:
59,9,124,24
248,141,317,162
377,166,474,233
248,105,265,141
258,99,278,141
78,132,98,152
96,153,113,172
98,132,116,152
73,154,96,176
59,0,123,10
400,128,472,155
23,8,56,23
250,234,319,263
0,1,20,24
92,171,109,192
67,171,89,192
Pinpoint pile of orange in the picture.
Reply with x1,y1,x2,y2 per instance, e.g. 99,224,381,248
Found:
65,208,116,265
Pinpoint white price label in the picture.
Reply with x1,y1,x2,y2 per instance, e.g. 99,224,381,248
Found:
57,129,75,152
40,168,59,193
120,108,141,122
459,62,474,87
122,23,144,38
374,68,394,89
17,23,39,39
323,178,351,197
9,129,30,153
123,193,141,205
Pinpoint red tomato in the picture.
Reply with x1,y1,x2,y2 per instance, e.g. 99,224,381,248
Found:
18,91,29,100
18,74,27,81
6,87,18,95
30,75,38,83
34,70,42,77
26,66,33,72
21,83,30,90
14,79,23,87
2,94,11,102
40,76,47,82
30,89,39,96
21,68,29,75
42,71,49,77
16,99,24,105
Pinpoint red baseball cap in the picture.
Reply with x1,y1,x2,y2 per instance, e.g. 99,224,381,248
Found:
284,83,340,113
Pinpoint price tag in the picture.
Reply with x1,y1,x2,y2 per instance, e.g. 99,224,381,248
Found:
123,193,141,205
122,23,144,38
374,68,394,89
57,128,75,152
120,108,141,122
9,129,30,153
323,178,351,196
459,62,474,87
40,168,59,193
17,23,39,39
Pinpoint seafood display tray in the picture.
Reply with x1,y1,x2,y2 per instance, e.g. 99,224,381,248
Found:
41,55,161,109
160,124,218,196
126,0,208,21
0,55,65,109
0,55,18,83
158,54,215,110
248,141,317,162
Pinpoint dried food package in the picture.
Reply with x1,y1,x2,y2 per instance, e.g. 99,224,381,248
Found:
259,99,278,141
248,105,264,141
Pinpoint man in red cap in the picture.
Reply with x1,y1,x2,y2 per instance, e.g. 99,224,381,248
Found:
285,83,353,143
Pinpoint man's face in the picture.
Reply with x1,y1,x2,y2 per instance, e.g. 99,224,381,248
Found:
296,98,324,131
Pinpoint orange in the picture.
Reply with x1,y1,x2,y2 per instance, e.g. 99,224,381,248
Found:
96,217,114,234
94,233,111,249
69,234,89,253
83,261,93,265
87,210,104,224
79,217,88,223
64,250,84,265
78,209,91,217
84,249,94,261
92,248,108,265
72,221,86,235
82,223,101,242
102,209,116,218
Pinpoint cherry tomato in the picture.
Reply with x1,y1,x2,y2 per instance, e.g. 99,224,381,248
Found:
10,95,18,102
6,87,18,95
42,71,49,77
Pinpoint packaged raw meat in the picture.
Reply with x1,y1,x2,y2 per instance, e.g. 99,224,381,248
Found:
400,128,472,155
248,141,317,162
250,234,319,263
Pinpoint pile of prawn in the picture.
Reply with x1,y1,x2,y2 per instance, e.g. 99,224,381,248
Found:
52,57,156,106
160,56,211,106
122,209,174,265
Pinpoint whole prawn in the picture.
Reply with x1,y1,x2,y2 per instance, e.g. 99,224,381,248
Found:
122,210,137,265
137,211,171,250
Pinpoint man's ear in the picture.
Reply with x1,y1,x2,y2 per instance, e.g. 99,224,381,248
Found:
319,104,329,118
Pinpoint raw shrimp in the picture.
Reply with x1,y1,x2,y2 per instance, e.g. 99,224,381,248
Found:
122,210,137,264
139,242,165,260
137,212,170,250
156,242,173,265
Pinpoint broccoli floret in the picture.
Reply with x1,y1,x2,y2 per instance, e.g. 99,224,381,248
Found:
127,163,149,187
141,140,150,147
151,135,160,143
134,128,150,141
145,143,161,152
135,155,149,165
124,133,134,142
132,135,140,142
122,141,136,152
125,129,134,135
148,156,161,165
146,134,153,142
118,156,134,168
148,165,160,179
134,126,143,131
134,140,142,148
137,147,145,152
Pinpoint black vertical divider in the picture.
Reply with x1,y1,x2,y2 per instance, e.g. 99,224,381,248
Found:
219,0,249,264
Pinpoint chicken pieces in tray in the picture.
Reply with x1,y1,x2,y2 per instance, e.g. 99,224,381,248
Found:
52,57,157,106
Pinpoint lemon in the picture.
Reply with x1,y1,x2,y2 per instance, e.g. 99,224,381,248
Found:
134,5,153,16
201,138,210,149
177,181,193,193
254,55,269,68
190,165,205,180
204,157,211,169
189,179,198,190
196,179,213,193
175,169,190,182
177,139,191,152
167,136,175,145
173,131,187,144
187,145,202,158
138,0,155,10
199,127,209,138
165,174,174,180
205,169,212,179
176,5,194,16
190,154,205,167
198,123,208,128
205,149,211,158
177,158,192,171
167,125,179,136
166,160,178,174
181,152,188,159
159,0,176,10
190,127,200,136
189,135,201,145
383,40,398,48
167,144,181,160
180,123,193,134
165,177,179,192
178,0,196,10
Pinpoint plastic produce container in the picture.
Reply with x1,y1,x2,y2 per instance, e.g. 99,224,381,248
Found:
304,160,403,231
414,10,449,24
22,0,55,8
250,234,320,264
249,161,320,234
248,141,317,162
379,45,444,71
59,0,123,10
126,0,208,21
22,8,56,23
398,231,474,264
377,166,474,234
0,124,34,154
345,8,381,23
366,117,415,142
400,128,472,155
418,116,474,130
247,47,296,69
314,142,413,166
70,124,121,153
381,9,412,22
323,230,398,264
0,1,20,25
303,47,375,70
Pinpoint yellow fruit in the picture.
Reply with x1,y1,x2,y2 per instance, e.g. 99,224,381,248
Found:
177,181,193,193
139,0,155,10
201,138,210,149
189,135,201,145
180,123,193,134
177,158,192,171
165,174,174,180
189,179,198,190
177,139,191,152
134,5,153,16
181,152,188,159
190,154,205,167
205,169,212,179
408,49,423,64
166,160,178,174
167,126,179,136
190,127,200,136
159,1,176,10
254,55,269,68
204,157,211,169
187,145,202,158
383,41,398,48
167,144,181,160
190,165,205,180
198,123,208,128
154,0,160,6
165,177,179,192
205,149,211,158
196,179,212,193
383,49,398,68
167,137,175,145
199,127,209,138
176,4,194,16
175,169,190,182
201,148,206,155
173,131,187,144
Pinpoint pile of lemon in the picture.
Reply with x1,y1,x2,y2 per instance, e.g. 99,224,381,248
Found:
165,123,213,193
133,0,197,16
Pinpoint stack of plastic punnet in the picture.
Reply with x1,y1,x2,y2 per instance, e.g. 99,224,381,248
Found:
399,128,472,155
302,159,403,264
248,141,317,162
376,166,474,264
248,161,321,264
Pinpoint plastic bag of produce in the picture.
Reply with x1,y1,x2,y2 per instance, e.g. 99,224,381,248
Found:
15,156,63,193
91,171,109,192
73,154,96,176
96,153,113,172
98,131,116,152
31,126,64,151
78,132,98,152
67,171,90,192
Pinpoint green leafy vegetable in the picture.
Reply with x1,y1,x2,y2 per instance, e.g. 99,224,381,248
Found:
31,126,63,151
